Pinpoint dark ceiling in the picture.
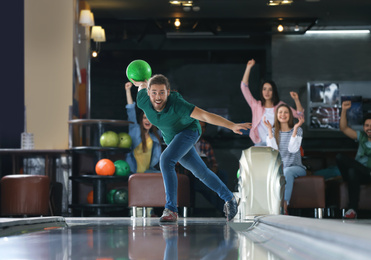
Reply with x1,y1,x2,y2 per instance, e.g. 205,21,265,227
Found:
86,0,371,40
87,0,371,24
85,0,371,122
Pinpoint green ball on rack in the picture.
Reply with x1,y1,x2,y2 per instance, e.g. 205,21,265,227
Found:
114,188,128,205
100,131,119,147
106,189,117,204
114,160,131,176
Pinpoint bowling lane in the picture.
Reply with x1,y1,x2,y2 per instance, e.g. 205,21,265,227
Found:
1,216,371,259
0,217,246,260
235,216,371,260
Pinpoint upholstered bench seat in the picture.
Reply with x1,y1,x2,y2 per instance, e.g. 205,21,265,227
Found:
128,173,190,217
1,174,50,216
288,175,326,218
326,177,371,217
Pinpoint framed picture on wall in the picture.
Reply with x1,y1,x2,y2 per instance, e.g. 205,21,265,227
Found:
308,106,340,129
307,81,371,131
307,82,340,130
340,95,363,126
309,82,340,106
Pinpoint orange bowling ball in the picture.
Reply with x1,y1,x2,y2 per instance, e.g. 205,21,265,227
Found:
87,190,94,204
95,159,115,176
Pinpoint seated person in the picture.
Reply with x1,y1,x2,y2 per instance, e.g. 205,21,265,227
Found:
336,100,371,219
125,81,164,217
264,104,306,215
125,82,162,173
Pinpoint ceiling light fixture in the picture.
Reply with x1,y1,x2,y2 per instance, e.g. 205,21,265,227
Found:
306,30,370,34
91,26,105,41
169,1,181,5
174,18,181,28
92,51,98,58
268,0,293,6
91,26,106,57
169,1,193,6
169,1,200,12
277,24,284,32
79,10,94,27
79,9,95,41
182,1,193,6
192,6,200,11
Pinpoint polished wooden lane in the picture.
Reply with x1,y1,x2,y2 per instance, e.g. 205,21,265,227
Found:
0,216,371,259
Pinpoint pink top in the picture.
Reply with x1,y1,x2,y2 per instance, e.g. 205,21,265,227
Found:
241,81,303,144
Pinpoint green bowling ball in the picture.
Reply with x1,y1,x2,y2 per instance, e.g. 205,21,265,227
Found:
114,160,131,176
126,60,152,84
118,132,132,149
106,189,117,204
114,188,128,205
100,131,119,147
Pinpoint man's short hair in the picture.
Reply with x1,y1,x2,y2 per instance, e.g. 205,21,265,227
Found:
148,74,170,90
363,113,371,125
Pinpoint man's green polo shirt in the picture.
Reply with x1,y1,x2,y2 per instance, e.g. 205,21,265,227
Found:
137,88,201,145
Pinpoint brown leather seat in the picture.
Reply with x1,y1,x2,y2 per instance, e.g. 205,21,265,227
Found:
128,173,190,217
288,175,326,218
1,175,50,216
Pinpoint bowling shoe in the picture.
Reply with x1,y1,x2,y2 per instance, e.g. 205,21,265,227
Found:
160,208,178,222
224,196,240,221
344,209,357,219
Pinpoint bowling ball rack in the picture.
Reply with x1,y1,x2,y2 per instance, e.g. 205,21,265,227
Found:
69,175,129,217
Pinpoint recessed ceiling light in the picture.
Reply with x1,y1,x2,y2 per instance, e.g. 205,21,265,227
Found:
169,1,193,6
268,0,293,6
174,18,181,28
169,1,181,5
192,6,200,12
306,30,370,34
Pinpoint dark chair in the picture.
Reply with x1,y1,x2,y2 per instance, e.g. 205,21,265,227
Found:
288,152,327,218
288,175,326,218
1,175,50,217
326,176,371,217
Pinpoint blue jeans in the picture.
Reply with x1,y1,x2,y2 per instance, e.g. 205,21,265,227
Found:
160,129,233,213
284,166,306,204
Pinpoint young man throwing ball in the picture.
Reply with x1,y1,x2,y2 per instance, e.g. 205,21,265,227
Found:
131,74,251,222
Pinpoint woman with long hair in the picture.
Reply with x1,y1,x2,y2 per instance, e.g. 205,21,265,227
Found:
125,81,162,173
241,59,304,146
264,103,306,214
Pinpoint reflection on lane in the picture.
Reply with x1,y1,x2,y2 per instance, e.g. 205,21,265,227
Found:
0,219,242,260
2,216,371,259
128,221,240,259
